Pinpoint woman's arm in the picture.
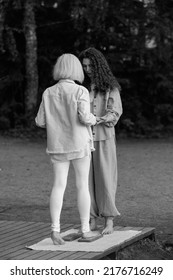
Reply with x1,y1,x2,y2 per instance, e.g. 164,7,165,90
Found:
77,88,96,126
35,97,46,128
98,88,123,127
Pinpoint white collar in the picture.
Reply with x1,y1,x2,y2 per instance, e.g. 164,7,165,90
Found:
59,79,75,84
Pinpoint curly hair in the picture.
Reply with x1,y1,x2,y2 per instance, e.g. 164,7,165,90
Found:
79,47,121,94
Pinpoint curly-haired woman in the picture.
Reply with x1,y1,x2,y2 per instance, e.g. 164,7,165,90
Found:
79,47,123,234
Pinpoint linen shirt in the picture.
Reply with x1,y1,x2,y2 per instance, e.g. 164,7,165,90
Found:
90,87,123,141
35,79,96,154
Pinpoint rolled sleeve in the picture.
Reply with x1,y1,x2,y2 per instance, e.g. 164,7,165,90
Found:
78,88,96,126
35,98,46,128
100,88,123,127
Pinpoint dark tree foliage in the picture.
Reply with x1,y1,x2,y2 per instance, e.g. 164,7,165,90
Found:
0,0,173,137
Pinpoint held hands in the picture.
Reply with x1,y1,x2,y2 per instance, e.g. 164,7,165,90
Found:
95,116,115,127
96,117,104,125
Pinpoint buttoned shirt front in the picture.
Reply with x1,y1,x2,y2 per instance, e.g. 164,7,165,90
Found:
35,79,96,153
90,86,123,141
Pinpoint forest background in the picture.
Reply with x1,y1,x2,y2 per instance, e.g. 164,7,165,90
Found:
0,0,173,260
0,0,173,138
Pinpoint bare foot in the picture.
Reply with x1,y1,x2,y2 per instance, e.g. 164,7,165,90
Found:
90,218,97,231
51,231,65,245
102,217,114,235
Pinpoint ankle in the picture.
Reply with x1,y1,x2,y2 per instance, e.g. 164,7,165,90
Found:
90,217,97,230
90,217,96,223
104,217,114,225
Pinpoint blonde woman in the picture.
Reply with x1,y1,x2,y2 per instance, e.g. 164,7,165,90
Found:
35,54,97,245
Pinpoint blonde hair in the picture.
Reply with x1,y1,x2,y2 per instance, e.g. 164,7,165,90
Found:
53,53,84,83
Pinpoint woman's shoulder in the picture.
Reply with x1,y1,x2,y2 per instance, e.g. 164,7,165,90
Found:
43,83,58,95
109,86,121,96
78,84,89,94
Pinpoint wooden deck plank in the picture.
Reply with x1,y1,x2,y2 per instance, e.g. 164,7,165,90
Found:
92,227,148,260
4,224,75,260
34,248,82,260
20,225,80,260
70,226,125,260
13,249,60,260
0,222,49,242
0,220,48,231
46,251,80,260
10,225,75,260
52,226,124,260
61,251,91,260
0,220,26,231
0,220,15,227
0,222,29,234
0,223,50,255
13,246,73,260
0,227,50,251
0,220,44,233
0,220,155,260
0,225,50,247
77,227,155,260
26,225,83,260
0,224,50,248
0,220,47,229
36,251,67,260
0,220,8,224
0,224,73,259
78,252,102,260
0,220,36,226
21,250,68,260
22,251,54,260
114,227,155,252
3,223,87,260
42,252,72,260
0,230,50,258
2,224,70,249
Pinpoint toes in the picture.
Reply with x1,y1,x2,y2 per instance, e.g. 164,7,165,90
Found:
102,227,114,235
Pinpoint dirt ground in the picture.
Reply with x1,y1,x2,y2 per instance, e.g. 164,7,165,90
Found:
0,135,173,259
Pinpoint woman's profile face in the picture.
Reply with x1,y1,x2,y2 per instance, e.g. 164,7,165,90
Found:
82,58,92,78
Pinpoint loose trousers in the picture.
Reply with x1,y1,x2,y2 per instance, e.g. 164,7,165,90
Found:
89,136,120,218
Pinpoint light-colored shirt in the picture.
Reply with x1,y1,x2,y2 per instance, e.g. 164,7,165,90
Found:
90,87,123,141
35,79,96,154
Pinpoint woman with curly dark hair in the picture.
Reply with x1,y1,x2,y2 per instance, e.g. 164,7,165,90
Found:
79,47,123,234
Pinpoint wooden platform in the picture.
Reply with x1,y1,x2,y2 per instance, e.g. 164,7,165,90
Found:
0,220,155,260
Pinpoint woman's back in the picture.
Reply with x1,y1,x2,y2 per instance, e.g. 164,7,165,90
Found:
36,79,95,154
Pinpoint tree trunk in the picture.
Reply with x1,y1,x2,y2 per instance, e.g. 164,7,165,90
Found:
0,0,10,53
23,0,38,121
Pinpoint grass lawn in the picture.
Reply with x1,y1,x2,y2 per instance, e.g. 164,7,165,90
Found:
0,135,173,259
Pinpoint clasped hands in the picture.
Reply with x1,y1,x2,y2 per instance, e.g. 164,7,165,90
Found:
96,117,104,125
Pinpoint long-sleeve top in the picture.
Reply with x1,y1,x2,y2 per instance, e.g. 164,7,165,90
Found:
90,87,123,141
35,79,96,154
